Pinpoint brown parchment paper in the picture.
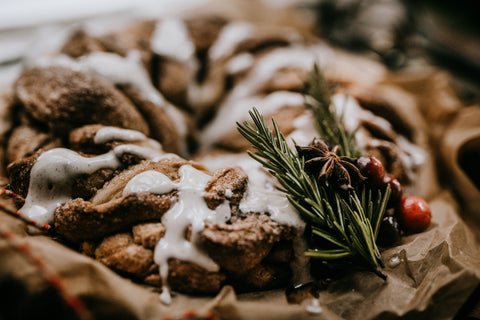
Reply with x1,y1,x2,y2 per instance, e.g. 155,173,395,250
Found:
1,66,480,320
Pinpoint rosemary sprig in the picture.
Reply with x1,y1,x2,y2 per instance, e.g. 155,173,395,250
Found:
237,108,390,278
306,64,361,158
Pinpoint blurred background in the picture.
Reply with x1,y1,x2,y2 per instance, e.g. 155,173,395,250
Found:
1,0,480,103
312,0,480,105
0,0,203,84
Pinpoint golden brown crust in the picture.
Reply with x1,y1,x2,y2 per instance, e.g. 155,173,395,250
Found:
60,29,106,58
0,15,435,300
185,16,228,53
68,124,108,153
79,241,96,257
234,262,292,291
200,214,290,275
94,233,134,259
167,259,226,294
95,233,155,278
203,166,248,212
6,151,41,197
15,66,150,137
54,192,175,243
263,67,308,93
71,168,116,201
0,88,14,183
132,222,166,249
6,125,61,164
153,59,191,107
97,20,156,67
119,86,189,155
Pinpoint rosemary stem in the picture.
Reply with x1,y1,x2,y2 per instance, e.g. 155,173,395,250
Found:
237,107,390,275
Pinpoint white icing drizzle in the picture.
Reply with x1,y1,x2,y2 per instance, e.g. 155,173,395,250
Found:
94,126,148,144
94,126,164,156
237,161,301,227
224,189,233,198
396,135,426,168
113,144,164,161
331,94,395,149
123,165,231,304
200,44,330,149
80,51,156,99
159,287,172,305
151,19,209,114
151,165,230,270
185,76,221,110
209,22,254,61
331,93,373,149
151,18,196,63
32,54,78,70
288,110,318,147
226,53,254,75
200,91,304,148
19,148,122,225
19,142,168,226
81,51,188,154
151,152,182,162
228,45,329,100
123,170,175,196
305,298,323,314
200,154,304,228
200,154,309,284
387,254,403,268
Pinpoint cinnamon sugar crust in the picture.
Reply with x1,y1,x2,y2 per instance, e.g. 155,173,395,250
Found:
6,151,42,197
184,16,228,53
167,258,226,294
119,86,190,155
15,66,150,137
95,233,155,279
200,214,293,275
61,21,157,68
132,222,166,249
54,192,175,243
60,29,106,58
203,166,248,213
6,125,61,163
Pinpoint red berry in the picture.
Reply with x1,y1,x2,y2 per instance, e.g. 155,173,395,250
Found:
356,156,385,186
377,216,400,247
397,196,431,233
383,175,403,208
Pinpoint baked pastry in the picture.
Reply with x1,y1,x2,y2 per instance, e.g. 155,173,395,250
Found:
7,124,304,300
1,14,437,307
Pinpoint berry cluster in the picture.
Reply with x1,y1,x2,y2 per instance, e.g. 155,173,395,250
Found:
356,156,432,247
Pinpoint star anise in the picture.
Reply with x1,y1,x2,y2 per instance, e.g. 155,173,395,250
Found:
296,138,366,190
